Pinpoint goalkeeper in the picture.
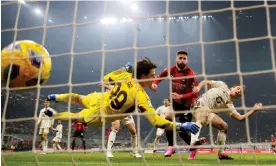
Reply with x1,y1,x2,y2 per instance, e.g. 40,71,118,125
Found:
45,58,200,135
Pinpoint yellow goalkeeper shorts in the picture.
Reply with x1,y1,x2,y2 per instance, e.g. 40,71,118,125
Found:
79,92,106,127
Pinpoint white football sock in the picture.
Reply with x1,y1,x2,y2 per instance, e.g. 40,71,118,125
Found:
107,129,118,151
153,137,160,150
131,134,138,154
41,141,46,152
45,140,48,152
217,131,226,155
190,122,202,145
53,143,57,151
57,144,63,151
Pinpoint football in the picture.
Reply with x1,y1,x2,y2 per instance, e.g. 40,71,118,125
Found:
1,40,52,89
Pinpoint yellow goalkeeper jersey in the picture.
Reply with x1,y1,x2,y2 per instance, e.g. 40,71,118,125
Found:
102,68,174,129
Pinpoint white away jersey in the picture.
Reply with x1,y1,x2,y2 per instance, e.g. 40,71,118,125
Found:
55,124,63,138
197,81,238,116
156,105,172,118
38,107,56,128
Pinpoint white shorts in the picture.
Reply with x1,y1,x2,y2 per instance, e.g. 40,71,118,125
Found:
122,115,135,125
53,136,61,143
156,128,165,136
39,128,49,135
193,107,216,126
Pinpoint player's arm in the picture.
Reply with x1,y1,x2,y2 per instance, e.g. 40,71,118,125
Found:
103,63,133,83
151,68,169,91
193,80,224,93
229,103,262,121
153,68,169,85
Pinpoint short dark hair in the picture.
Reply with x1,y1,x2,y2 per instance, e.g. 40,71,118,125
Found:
136,57,157,79
164,98,170,102
232,84,246,91
177,50,188,56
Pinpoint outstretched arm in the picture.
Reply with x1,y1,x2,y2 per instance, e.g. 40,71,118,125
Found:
230,103,262,121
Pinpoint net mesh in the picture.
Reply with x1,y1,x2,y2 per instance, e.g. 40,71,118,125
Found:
1,0,276,166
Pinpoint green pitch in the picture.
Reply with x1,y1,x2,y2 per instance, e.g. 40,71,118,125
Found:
2,152,276,166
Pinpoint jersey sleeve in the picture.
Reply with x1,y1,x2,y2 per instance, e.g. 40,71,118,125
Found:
103,68,132,83
153,68,169,85
226,103,238,116
137,91,174,129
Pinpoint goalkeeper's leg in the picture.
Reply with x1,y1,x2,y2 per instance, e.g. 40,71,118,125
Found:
49,108,94,123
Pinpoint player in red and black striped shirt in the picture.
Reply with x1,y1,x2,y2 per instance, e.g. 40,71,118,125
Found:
71,121,87,151
152,50,205,157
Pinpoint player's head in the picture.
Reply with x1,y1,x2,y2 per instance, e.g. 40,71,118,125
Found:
136,57,157,88
58,120,62,124
44,99,50,107
176,50,188,70
230,84,246,98
163,98,170,106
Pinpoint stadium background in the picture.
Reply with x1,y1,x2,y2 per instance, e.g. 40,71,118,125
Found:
1,1,276,151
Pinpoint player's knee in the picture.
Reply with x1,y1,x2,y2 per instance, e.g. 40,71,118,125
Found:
129,128,136,136
112,120,120,130
156,135,161,139
220,123,228,132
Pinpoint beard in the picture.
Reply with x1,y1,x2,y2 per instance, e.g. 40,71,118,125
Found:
177,63,186,69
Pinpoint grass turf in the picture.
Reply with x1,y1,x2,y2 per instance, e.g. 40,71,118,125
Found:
2,152,276,166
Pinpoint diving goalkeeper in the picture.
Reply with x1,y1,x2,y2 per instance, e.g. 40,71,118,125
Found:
45,58,199,134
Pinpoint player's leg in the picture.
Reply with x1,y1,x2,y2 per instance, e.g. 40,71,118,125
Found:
56,142,63,151
40,128,48,154
106,120,120,158
124,116,141,158
210,114,233,160
188,107,210,160
153,128,164,154
164,101,183,157
71,136,77,151
81,134,86,151
50,108,94,123
52,138,57,151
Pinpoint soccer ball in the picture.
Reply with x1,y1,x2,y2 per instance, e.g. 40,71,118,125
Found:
1,40,52,89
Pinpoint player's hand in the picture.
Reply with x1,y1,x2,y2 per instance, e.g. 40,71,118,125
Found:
180,122,200,135
44,109,54,117
125,62,133,73
192,86,200,94
253,103,263,111
151,83,158,92
172,92,182,100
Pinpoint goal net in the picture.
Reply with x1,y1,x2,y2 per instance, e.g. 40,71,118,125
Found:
1,0,276,165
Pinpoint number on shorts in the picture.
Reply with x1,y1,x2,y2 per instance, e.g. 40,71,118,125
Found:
110,83,127,110
216,96,223,104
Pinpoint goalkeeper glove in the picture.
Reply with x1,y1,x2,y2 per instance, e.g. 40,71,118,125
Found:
125,62,133,73
178,122,199,135
47,94,58,102
44,109,54,117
